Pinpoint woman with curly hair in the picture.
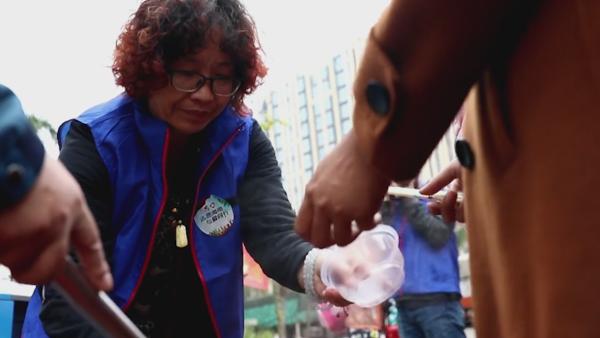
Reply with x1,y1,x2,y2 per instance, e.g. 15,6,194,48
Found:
22,0,346,337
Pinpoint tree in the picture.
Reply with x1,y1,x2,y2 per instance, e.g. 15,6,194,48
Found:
28,115,57,141
273,283,287,338
259,116,287,133
258,112,289,338
244,327,275,338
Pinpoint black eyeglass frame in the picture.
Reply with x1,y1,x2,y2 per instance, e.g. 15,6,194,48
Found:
168,70,241,97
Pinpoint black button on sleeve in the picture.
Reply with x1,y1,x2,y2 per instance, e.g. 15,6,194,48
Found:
455,140,475,170
366,80,390,116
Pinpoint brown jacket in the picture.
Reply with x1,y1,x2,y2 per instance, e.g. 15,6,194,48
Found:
352,0,600,337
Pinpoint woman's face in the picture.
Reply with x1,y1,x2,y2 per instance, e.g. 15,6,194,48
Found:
148,39,236,135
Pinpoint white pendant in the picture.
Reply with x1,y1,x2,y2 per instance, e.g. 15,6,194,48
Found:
176,224,188,248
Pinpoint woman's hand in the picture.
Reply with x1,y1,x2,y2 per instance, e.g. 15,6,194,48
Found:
313,252,352,307
297,250,352,307
419,160,465,223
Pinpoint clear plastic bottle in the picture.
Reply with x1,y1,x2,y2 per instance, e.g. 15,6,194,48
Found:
320,224,404,307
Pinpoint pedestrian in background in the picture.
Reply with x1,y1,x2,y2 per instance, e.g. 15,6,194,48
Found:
382,182,465,338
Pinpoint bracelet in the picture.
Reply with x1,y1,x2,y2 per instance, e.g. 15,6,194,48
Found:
303,248,320,300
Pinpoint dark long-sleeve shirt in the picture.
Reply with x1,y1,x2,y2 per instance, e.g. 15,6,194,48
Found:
381,196,453,250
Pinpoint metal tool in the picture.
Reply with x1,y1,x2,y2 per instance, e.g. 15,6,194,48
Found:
387,186,464,203
51,257,146,338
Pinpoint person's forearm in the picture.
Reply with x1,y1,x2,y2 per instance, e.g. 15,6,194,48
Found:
245,226,312,292
353,0,540,180
406,202,452,249
241,123,312,291
0,85,45,209
395,198,450,249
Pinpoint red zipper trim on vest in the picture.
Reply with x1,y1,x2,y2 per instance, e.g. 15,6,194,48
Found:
188,125,243,338
123,129,171,311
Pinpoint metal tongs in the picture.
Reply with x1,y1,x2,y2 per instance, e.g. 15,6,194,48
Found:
51,257,146,338
387,186,464,203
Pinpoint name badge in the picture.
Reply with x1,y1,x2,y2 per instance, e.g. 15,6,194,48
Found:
195,195,234,236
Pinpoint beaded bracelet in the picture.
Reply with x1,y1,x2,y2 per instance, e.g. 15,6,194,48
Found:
303,248,320,300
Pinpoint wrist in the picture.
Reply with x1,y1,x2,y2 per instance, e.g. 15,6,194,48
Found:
301,248,321,300
347,129,391,185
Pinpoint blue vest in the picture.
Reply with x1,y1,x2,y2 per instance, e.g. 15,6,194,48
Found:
392,200,461,295
23,94,253,338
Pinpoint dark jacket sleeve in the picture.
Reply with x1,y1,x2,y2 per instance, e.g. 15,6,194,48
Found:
240,121,312,293
0,84,45,210
40,120,112,338
397,197,454,250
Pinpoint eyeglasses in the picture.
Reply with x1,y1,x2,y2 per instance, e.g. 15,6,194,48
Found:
168,70,241,97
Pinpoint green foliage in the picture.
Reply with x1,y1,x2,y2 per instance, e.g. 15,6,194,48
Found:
244,327,275,338
27,115,57,140
259,117,287,133
455,226,468,252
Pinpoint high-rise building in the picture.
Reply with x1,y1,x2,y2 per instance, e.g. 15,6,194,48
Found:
252,39,459,209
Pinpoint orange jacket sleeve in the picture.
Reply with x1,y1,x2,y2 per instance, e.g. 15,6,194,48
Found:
352,0,540,180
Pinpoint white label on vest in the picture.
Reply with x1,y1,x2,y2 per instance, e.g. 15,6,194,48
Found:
195,195,234,236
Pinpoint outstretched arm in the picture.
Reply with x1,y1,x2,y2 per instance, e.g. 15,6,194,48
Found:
295,0,538,246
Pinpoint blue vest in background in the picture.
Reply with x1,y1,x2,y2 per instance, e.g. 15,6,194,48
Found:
392,199,461,295
23,94,253,338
